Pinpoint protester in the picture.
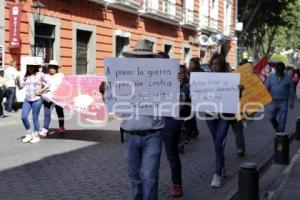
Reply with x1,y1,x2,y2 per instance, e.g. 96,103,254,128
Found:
116,39,165,200
4,61,18,112
183,57,203,141
101,39,183,200
19,57,49,144
205,53,240,188
0,69,5,118
265,62,294,132
40,60,65,137
158,52,187,197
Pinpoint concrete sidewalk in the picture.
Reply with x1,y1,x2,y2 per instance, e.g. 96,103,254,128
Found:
260,140,300,200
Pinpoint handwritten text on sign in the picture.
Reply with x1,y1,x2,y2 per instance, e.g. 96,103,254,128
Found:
104,58,180,117
190,72,240,114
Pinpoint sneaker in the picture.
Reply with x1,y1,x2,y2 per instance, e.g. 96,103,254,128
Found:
30,136,40,144
237,148,246,157
22,134,33,143
211,174,222,188
171,185,183,197
58,127,65,134
39,128,48,137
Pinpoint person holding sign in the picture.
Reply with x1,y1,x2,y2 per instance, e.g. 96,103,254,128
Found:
205,54,238,188
103,39,169,200
103,39,183,200
40,60,65,137
265,62,294,132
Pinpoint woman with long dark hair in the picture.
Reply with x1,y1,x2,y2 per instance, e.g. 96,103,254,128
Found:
206,54,236,188
19,57,49,144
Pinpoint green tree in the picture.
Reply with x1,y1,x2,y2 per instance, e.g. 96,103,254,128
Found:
270,53,289,64
238,0,299,58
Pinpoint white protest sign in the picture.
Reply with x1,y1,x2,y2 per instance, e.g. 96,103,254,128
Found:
104,58,180,117
190,72,240,114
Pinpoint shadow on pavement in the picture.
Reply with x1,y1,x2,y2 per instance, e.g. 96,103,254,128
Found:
0,130,132,200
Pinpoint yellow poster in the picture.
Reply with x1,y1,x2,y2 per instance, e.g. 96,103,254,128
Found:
235,64,272,120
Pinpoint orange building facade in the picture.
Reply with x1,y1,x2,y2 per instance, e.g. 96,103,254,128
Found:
0,0,238,74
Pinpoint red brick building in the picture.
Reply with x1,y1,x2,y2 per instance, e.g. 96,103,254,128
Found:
0,0,238,74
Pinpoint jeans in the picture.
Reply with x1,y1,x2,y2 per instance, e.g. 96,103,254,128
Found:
268,101,288,132
230,120,245,150
125,130,162,200
206,118,230,175
163,117,182,186
7,87,16,112
43,102,64,129
0,88,3,116
21,99,43,134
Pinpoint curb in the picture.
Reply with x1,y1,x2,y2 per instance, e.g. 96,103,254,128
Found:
219,128,296,200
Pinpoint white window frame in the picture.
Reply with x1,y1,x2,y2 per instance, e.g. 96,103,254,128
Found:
183,44,192,66
147,0,159,12
113,30,131,57
163,40,174,58
165,0,176,17
29,14,61,64
210,0,219,20
184,0,194,23
223,0,232,35
200,0,209,27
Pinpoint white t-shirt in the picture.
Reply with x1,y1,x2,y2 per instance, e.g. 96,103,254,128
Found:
42,72,64,102
4,66,18,87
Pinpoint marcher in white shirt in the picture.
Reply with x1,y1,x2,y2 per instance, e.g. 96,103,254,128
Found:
40,60,65,136
4,61,18,112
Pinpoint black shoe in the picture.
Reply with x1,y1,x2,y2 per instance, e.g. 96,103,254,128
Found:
237,148,245,157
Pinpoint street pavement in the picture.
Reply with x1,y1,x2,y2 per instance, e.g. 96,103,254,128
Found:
270,146,300,200
0,103,300,200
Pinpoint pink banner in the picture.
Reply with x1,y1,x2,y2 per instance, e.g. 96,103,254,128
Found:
9,3,22,48
51,75,108,123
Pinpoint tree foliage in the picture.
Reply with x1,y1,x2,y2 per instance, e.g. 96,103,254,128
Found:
270,53,289,64
237,0,299,58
